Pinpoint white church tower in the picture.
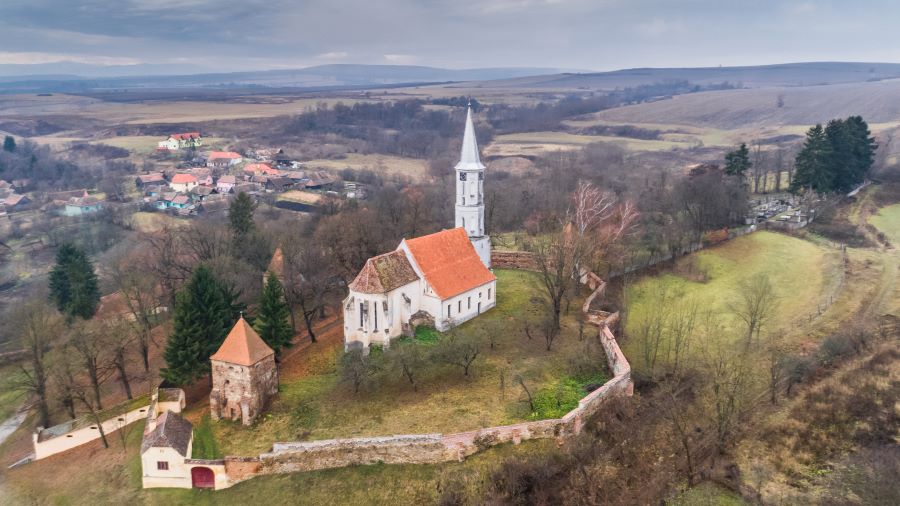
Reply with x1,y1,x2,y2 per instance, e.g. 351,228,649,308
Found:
455,105,492,268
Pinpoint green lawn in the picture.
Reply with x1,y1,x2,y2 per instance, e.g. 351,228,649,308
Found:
869,203,900,245
208,269,608,456
624,231,840,371
667,482,748,506
0,365,26,422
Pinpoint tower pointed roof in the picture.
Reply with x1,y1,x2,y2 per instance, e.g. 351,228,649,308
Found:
210,316,274,366
455,106,486,172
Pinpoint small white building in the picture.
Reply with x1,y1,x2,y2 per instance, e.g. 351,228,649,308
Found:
343,105,496,350
140,411,194,489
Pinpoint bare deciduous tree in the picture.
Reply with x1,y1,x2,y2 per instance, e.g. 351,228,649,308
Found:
729,274,778,350
11,300,61,428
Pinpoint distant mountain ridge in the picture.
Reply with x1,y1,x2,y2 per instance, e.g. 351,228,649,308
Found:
2,61,900,94
470,62,900,90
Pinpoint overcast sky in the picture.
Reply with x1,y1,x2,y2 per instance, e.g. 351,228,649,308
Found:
2,0,899,71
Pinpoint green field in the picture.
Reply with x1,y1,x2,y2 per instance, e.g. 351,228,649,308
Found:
208,269,607,456
869,203,900,245
623,231,840,370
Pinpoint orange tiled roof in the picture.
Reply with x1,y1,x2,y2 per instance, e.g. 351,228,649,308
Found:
209,151,242,160
171,173,197,184
244,163,280,176
210,317,274,366
403,228,495,300
170,132,200,141
349,250,419,294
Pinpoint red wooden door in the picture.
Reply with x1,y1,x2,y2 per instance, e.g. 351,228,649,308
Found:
191,467,215,489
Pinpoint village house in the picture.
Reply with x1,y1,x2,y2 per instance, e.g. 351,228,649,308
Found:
157,132,202,151
189,185,215,202
61,193,104,217
170,173,199,193
243,163,280,178
216,175,237,194
209,317,279,425
343,106,495,350
207,151,243,169
136,172,166,187
141,411,194,487
2,193,30,212
189,167,214,186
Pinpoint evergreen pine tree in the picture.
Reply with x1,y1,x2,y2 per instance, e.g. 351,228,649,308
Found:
724,143,752,179
254,272,293,357
3,135,15,153
48,243,100,320
228,191,256,237
791,124,834,193
161,265,233,385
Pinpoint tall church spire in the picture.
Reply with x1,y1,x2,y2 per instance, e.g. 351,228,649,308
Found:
454,104,491,269
456,105,485,171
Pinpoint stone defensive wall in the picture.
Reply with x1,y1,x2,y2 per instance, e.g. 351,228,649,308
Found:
215,268,633,489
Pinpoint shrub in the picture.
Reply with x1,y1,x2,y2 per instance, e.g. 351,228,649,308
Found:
819,335,853,366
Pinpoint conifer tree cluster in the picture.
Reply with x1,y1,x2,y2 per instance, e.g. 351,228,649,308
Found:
724,143,751,178
162,265,245,385
254,272,293,357
48,243,100,321
790,116,876,194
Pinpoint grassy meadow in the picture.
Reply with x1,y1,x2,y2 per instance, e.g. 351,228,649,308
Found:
623,231,842,372
869,203,900,245
207,269,608,456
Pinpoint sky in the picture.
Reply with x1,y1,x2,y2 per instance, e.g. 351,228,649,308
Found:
1,0,900,72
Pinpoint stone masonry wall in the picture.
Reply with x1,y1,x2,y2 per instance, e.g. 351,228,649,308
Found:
491,251,538,270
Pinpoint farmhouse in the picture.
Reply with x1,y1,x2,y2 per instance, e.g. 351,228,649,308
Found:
170,173,199,192
136,172,165,186
216,175,237,193
61,193,104,216
157,132,202,151
209,317,279,425
208,151,243,168
343,106,495,350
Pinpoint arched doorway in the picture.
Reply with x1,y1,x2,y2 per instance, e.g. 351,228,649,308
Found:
191,466,215,489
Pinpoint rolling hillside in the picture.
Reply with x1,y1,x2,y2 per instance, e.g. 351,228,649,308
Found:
463,62,900,90
593,78,900,129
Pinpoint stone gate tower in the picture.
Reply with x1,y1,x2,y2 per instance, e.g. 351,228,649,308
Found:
209,317,278,426
455,105,492,268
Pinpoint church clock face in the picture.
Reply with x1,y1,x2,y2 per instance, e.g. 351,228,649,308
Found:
459,172,467,181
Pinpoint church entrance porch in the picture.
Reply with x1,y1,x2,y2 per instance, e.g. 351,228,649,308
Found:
191,466,215,489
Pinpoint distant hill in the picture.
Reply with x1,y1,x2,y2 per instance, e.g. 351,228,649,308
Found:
594,78,900,129
0,64,577,93
465,62,900,90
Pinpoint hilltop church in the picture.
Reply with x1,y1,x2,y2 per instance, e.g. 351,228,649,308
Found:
343,106,496,350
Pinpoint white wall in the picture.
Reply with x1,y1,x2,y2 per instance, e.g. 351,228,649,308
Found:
141,443,193,489
434,280,496,331
343,279,421,349
33,403,150,460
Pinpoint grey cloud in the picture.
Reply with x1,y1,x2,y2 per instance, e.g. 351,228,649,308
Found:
0,0,898,70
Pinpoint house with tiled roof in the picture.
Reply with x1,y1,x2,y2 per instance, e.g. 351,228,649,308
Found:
343,106,495,350
61,192,104,217
207,151,243,169
243,163,280,177
157,132,202,151
169,173,198,192
209,317,278,425
216,175,237,194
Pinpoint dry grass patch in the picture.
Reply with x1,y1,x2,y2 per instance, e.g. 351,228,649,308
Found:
304,153,428,180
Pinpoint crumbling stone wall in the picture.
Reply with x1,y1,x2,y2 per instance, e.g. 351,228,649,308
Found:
491,251,538,270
